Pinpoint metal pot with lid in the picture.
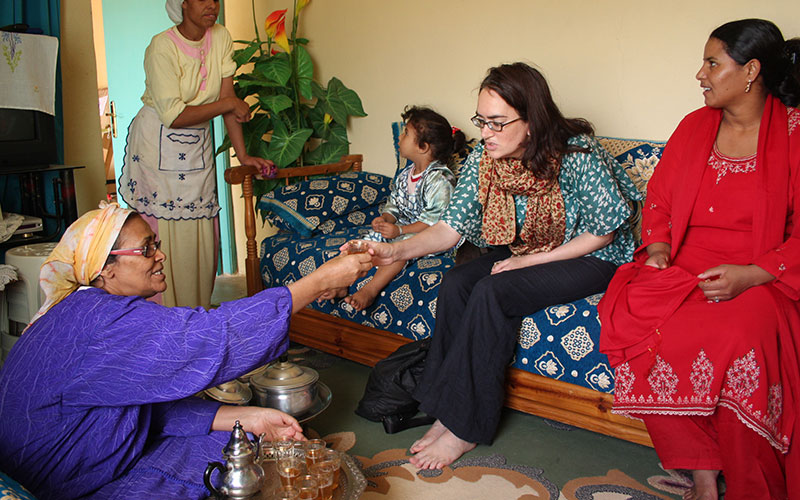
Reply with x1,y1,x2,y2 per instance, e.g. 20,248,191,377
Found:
249,355,319,416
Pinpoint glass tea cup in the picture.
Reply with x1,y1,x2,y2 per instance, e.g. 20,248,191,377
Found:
320,449,341,489
344,240,368,254
297,474,319,500
270,485,300,500
276,455,303,489
292,441,306,459
274,438,295,459
304,439,326,470
309,462,335,500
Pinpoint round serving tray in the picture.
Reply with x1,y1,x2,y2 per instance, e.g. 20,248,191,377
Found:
205,450,366,500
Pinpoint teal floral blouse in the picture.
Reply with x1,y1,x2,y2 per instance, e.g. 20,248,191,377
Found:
441,136,642,266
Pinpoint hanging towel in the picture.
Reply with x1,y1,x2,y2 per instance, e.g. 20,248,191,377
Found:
0,31,58,115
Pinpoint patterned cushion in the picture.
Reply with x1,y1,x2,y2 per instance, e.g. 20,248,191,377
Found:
260,224,453,341
258,134,666,393
0,471,37,500
597,137,665,245
258,171,392,237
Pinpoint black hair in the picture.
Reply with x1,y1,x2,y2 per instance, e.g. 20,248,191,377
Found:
401,106,467,165
480,63,594,182
710,19,800,107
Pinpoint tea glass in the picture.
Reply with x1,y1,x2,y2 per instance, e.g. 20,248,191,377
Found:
320,449,341,488
276,455,303,489
309,462,335,500
270,485,300,500
297,474,319,500
304,439,326,470
274,438,295,459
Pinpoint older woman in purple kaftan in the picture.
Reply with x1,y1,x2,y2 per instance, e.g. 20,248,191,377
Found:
0,203,372,500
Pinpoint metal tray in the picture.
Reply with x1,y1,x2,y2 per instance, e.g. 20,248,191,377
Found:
206,450,365,499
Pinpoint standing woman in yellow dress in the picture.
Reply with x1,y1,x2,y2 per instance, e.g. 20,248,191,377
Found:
120,0,273,308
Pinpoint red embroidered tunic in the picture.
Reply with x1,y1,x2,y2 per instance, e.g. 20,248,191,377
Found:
599,102,800,453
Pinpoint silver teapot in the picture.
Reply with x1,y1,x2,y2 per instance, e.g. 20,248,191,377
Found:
204,420,265,499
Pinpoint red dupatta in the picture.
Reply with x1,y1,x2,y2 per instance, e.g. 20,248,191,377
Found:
598,96,796,367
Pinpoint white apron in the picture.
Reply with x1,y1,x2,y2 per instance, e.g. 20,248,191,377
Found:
119,106,219,220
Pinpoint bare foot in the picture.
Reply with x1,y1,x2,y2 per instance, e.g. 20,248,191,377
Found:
408,428,476,470
409,420,447,453
684,470,719,500
317,287,348,303
344,286,380,311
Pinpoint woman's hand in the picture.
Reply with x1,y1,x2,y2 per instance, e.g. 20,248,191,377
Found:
212,406,305,441
317,253,374,290
238,154,275,176
339,240,396,266
225,96,252,123
644,242,671,269
697,264,775,302
491,254,540,274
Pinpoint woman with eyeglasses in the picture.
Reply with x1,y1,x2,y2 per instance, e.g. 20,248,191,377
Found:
344,62,640,469
0,202,372,499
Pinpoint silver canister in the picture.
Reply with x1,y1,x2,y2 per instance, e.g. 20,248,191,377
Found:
249,356,319,416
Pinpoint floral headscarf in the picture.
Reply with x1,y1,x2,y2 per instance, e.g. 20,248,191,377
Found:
166,0,184,24
27,202,133,329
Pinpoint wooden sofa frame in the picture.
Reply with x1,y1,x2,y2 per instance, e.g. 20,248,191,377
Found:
225,155,653,447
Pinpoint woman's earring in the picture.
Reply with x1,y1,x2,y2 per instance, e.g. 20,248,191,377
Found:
745,80,752,93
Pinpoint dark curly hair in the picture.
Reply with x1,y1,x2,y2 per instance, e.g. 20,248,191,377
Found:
401,106,467,165
711,19,800,107
479,63,594,182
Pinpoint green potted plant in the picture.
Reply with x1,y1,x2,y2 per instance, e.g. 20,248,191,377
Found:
218,0,367,201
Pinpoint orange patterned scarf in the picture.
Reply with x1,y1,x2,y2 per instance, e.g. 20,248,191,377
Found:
477,149,566,256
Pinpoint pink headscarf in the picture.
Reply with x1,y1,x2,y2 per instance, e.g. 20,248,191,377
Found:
27,201,133,329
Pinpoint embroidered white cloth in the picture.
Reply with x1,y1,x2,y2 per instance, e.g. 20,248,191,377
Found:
0,32,58,115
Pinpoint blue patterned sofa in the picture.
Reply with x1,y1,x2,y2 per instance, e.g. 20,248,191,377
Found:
225,135,664,446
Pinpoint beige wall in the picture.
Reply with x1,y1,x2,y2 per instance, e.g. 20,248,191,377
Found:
61,0,106,214
228,0,800,178
222,0,799,269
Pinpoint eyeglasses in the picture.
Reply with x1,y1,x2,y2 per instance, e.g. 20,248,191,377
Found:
470,114,522,132
109,240,162,258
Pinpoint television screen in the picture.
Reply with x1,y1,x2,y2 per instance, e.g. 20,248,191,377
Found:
0,109,37,142
0,108,57,169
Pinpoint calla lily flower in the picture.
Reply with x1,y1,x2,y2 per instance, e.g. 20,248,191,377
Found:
296,0,311,14
323,113,332,125
265,9,291,53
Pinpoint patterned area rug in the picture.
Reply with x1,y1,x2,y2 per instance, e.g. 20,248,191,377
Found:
316,431,692,500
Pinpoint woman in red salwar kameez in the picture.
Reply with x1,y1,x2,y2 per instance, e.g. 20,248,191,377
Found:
599,19,800,500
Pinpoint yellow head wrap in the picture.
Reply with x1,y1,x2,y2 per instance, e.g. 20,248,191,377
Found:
27,201,134,329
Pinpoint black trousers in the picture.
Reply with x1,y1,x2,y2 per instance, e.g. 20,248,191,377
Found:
412,246,618,444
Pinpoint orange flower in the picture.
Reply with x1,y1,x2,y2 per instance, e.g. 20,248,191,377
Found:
264,9,291,53
296,0,311,14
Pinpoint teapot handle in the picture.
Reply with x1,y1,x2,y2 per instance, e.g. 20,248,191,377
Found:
204,461,225,499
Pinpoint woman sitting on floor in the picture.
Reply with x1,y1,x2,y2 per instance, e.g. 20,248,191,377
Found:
0,202,371,500
598,19,800,500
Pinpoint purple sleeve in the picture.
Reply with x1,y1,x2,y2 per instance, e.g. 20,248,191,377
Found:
151,397,222,437
62,287,293,407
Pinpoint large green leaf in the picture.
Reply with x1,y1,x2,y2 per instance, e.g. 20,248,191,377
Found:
325,77,367,124
304,140,349,165
233,42,260,66
259,95,293,115
256,53,292,86
236,74,284,89
268,120,314,168
295,46,314,100
308,105,348,143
